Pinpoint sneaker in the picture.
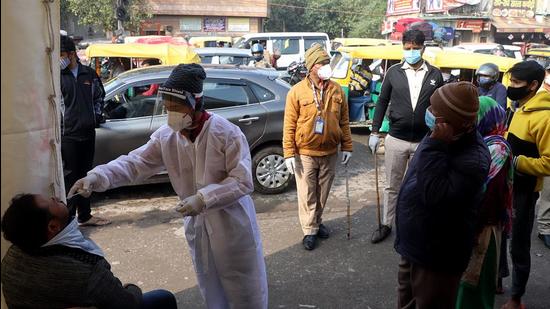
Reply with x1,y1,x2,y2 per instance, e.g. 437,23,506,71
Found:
302,235,317,250
79,216,111,227
371,225,391,244
317,224,330,239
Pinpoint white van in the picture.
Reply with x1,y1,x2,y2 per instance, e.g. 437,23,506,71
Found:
235,32,331,69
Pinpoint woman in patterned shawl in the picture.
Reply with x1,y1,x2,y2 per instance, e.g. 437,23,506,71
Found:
456,96,514,309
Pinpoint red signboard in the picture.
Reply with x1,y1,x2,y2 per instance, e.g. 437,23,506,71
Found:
455,20,485,33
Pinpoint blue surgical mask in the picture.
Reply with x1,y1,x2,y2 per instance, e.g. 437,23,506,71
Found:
425,109,435,130
477,76,493,86
60,57,70,70
403,49,422,65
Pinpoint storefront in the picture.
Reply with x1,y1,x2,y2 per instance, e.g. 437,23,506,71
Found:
141,0,267,37
490,0,550,45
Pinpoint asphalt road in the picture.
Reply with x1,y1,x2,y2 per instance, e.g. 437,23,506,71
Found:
85,129,550,308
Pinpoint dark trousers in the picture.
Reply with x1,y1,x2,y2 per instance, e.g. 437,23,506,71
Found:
510,190,539,298
141,289,177,309
62,135,95,223
397,257,461,309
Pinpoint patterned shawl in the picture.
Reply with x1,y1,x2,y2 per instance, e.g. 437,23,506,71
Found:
477,96,514,233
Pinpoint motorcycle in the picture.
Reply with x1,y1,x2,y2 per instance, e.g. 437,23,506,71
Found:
286,60,308,85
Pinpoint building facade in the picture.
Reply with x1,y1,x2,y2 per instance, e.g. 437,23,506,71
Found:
140,0,268,37
383,0,550,45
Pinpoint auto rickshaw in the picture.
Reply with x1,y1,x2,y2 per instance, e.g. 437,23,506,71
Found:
330,45,520,131
188,36,233,48
331,38,394,50
331,45,406,132
524,47,550,67
85,43,200,81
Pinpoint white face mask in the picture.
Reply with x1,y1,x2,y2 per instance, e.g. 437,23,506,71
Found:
545,76,550,86
317,64,333,80
167,110,193,132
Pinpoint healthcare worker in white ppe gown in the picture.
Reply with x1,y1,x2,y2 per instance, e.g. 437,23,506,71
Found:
69,63,268,309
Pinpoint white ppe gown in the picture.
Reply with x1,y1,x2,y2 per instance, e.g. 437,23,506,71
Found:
89,114,268,309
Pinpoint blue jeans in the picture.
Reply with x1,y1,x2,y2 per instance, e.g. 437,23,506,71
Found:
141,289,177,309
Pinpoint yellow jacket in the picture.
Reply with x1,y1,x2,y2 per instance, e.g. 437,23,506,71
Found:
507,91,550,192
283,77,353,158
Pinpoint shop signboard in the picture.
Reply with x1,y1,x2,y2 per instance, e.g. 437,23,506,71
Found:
386,0,421,15
492,0,536,18
455,20,485,33
203,17,226,32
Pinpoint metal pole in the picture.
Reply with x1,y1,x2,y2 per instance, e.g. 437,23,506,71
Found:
345,163,351,240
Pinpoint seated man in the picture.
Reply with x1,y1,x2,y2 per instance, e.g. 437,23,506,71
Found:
349,60,373,98
1,193,177,309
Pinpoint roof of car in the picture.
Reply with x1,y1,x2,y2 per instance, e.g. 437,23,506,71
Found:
195,47,251,56
107,64,278,84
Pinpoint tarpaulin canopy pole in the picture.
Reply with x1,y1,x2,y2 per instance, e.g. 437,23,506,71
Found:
1,0,64,306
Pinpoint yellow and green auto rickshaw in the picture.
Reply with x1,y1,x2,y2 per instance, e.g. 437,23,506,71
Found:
189,36,233,48
331,38,394,50
330,45,406,132
330,45,520,131
85,43,200,81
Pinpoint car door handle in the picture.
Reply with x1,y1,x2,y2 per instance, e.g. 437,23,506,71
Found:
238,116,260,123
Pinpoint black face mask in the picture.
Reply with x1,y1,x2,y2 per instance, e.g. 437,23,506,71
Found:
507,85,530,101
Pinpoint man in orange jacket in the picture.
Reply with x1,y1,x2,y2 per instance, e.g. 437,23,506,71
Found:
283,43,353,250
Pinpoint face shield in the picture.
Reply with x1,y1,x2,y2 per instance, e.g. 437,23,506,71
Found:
149,87,203,131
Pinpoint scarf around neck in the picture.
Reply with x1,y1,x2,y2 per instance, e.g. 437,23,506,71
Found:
42,218,104,257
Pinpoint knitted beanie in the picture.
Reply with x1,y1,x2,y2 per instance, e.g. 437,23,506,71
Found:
304,43,330,71
161,63,206,94
430,81,479,129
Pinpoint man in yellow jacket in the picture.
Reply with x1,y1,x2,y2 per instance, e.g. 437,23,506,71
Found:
502,61,550,309
283,43,353,250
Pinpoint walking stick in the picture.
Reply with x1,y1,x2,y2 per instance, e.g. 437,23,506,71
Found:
374,152,382,231
345,163,351,240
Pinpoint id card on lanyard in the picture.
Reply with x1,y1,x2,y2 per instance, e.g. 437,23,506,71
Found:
311,80,324,135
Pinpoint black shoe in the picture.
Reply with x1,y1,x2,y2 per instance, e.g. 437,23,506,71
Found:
371,225,391,244
303,235,317,250
317,224,330,239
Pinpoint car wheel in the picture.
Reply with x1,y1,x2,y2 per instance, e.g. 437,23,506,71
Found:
252,145,292,194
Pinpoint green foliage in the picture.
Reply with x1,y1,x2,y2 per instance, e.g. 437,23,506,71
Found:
266,0,386,38
62,0,152,32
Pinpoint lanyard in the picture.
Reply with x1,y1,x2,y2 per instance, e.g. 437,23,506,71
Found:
310,79,324,112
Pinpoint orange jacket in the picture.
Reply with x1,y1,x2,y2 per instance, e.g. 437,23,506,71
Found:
283,78,353,158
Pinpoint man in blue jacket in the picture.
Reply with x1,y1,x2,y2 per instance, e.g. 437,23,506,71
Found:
395,82,490,309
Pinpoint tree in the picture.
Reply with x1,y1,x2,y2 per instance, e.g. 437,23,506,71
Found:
266,0,386,38
63,0,151,33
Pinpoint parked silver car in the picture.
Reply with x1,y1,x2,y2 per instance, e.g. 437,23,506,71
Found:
96,64,292,194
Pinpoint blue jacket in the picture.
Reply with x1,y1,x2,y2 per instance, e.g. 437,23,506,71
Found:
394,132,490,274
478,82,507,110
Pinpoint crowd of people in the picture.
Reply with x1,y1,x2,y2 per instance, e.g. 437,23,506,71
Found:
1,30,549,308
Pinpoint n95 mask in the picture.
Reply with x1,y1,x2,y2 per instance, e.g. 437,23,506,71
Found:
167,111,193,132
317,64,333,80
